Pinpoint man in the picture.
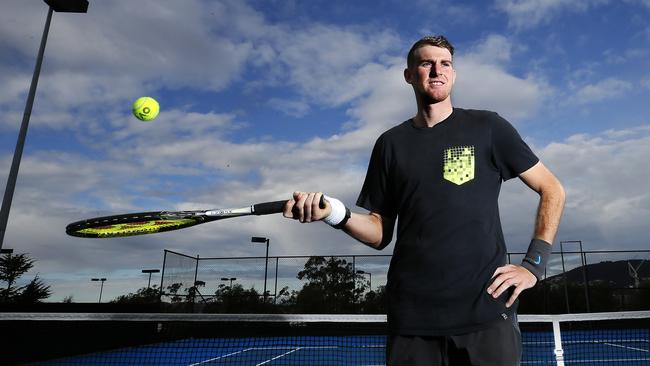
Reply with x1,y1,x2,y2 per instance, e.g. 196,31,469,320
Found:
284,35,565,365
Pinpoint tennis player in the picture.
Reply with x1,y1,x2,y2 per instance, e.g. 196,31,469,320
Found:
284,35,565,365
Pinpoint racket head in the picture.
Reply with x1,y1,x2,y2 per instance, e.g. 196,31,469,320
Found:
65,211,206,238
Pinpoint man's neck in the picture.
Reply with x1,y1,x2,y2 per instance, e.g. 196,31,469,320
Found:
413,100,453,128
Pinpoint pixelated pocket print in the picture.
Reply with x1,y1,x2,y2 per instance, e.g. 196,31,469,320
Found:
443,146,475,185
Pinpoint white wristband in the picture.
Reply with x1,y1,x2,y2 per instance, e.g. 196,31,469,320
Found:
322,195,346,226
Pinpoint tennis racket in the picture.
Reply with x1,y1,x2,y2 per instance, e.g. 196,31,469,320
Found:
66,197,325,238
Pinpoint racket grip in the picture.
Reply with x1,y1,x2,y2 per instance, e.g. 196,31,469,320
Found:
254,196,327,216
253,200,288,215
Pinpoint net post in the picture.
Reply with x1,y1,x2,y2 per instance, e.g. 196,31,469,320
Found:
552,319,565,366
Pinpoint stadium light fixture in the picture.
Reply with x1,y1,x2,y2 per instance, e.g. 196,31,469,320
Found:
141,269,160,288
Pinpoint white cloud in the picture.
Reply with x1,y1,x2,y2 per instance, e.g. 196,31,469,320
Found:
452,35,547,122
571,78,632,105
497,126,650,258
495,0,609,29
641,77,650,90
603,48,649,64
465,35,514,63
453,61,546,121
270,25,401,106
267,98,310,118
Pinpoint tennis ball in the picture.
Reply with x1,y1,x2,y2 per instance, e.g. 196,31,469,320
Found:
132,96,159,121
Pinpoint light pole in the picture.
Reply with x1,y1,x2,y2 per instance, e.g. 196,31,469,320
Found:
91,277,106,303
251,236,270,302
0,0,89,252
141,269,160,288
221,277,237,288
357,270,372,292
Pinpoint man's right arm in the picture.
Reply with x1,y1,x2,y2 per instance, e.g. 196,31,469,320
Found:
342,211,394,250
283,191,394,250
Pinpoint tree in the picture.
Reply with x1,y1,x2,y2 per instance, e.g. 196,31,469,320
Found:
16,275,52,303
212,283,264,313
0,253,34,295
294,256,365,313
358,285,387,314
112,285,160,304
165,282,184,303
0,252,50,303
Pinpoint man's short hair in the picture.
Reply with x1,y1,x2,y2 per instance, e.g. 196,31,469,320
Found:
407,35,455,68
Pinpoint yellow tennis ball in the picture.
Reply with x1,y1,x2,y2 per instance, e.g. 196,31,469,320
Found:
132,97,159,121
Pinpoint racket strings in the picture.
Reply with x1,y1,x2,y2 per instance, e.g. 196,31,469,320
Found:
72,218,199,238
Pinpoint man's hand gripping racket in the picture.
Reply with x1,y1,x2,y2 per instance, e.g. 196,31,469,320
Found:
66,196,326,238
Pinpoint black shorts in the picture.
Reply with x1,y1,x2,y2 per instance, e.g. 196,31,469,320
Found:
387,314,522,366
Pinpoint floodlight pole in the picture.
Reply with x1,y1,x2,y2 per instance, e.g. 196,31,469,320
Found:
251,236,270,302
91,277,106,303
0,0,88,251
220,277,236,288
142,269,160,288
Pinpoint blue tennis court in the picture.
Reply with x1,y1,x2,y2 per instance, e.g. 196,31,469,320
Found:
3,312,648,365
38,336,387,365
36,330,650,365
522,330,650,365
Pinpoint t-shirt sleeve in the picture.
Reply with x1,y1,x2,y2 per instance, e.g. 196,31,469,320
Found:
490,114,539,181
356,135,398,219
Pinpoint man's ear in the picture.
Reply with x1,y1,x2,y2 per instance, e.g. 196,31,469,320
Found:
404,68,413,84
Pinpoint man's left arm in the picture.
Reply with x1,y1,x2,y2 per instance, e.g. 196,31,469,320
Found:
487,161,566,307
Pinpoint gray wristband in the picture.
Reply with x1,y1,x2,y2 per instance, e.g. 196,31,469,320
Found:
521,238,552,280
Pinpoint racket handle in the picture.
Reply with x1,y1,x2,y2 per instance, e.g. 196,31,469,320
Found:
254,196,327,216
253,200,288,215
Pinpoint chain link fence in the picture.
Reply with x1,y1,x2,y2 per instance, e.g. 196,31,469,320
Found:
160,248,650,314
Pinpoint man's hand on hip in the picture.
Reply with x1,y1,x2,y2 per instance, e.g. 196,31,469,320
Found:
487,264,537,308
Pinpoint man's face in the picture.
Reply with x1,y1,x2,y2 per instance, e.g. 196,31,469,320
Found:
404,45,456,104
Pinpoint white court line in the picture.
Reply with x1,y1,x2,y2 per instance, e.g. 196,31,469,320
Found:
565,338,649,344
557,358,650,363
247,346,338,350
188,348,252,366
603,342,649,353
256,347,302,365
189,344,385,365
523,358,650,364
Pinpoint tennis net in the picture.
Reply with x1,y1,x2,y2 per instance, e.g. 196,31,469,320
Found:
1,311,648,365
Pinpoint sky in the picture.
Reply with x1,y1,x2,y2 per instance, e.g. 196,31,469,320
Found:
1,0,649,303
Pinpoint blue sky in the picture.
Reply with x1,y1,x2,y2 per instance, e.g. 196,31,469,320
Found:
1,0,649,302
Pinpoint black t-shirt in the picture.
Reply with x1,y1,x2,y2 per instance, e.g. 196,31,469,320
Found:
356,108,539,335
